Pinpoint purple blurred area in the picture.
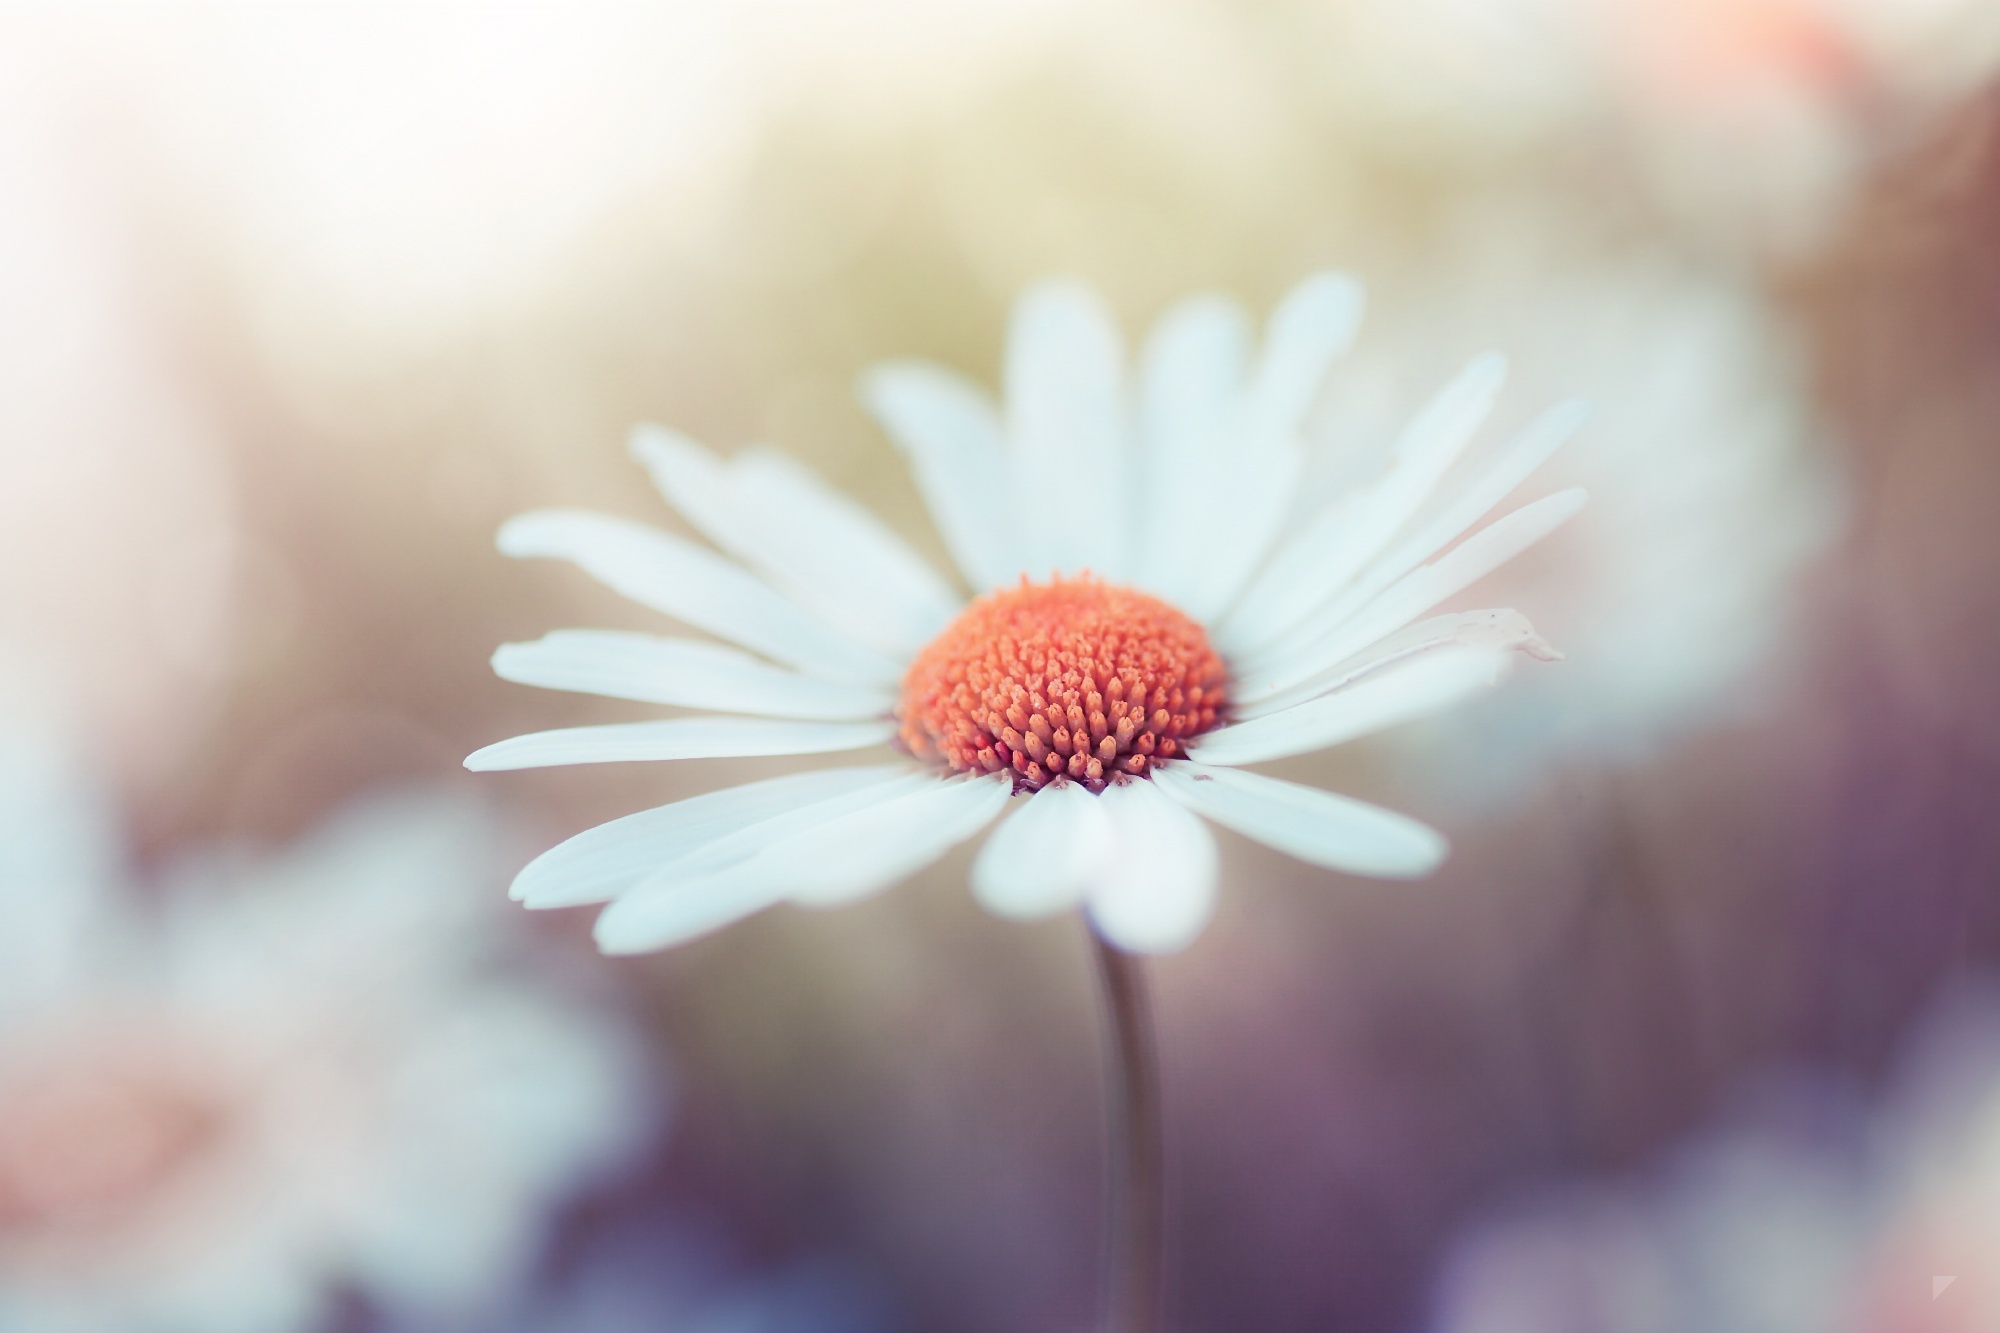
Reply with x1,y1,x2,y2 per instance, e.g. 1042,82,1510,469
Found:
4,4,2000,1330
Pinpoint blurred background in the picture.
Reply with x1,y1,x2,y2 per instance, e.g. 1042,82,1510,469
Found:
3,1,2000,1329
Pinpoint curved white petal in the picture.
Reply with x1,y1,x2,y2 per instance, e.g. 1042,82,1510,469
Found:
464,717,894,771
860,361,1020,592
1190,647,1510,767
1086,778,1219,955
1219,353,1507,656
593,871,789,955
631,426,960,658
1242,272,1366,438
590,769,934,952
497,510,901,685
1153,763,1447,878
1132,294,1250,600
493,631,895,720
1005,281,1129,581
1234,398,1590,669
771,772,1011,907
1173,273,1364,623
1236,609,1559,721
970,781,1115,920
511,766,907,908
1236,488,1589,704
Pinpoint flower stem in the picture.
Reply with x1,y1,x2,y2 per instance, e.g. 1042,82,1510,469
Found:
1091,931,1163,1333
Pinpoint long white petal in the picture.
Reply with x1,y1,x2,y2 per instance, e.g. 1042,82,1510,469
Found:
769,773,1011,907
1086,778,1219,955
1356,399,1591,611
1190,647,1510,767
593,872,789,954
590,770,934,952
860,362,1020,591
1174,274,1364,622
1236,398,1590,669
631,426,960,657
1133,294,1250,601
1153,763,1447,878
1236,488,1589,704
511,766,907,908
497,510,901,685
970,781,1114,920
1235,609,1558,721
1242,272,1366,439
464,717,894,771
634,771,935,888
493,631,895,720
1219,353,1506,655
1005,281,1128,580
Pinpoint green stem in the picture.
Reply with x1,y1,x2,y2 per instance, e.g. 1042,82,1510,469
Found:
1091,931,1163,1333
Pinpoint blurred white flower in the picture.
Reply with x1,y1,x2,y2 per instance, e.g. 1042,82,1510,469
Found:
1429,985,2000,1333
0,700,655,1332
1318,0,2000,253
471,274,1587,955
1308,214,1839,801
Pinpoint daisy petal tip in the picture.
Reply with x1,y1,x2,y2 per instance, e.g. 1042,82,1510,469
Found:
590,920,651,957
1524,634,1566,663
626,421,696,467
1467,349,1510,388
1087,913,1206,957
493,512,543,558
1286,269,1366,320
462,745,505,773
855,358,924,404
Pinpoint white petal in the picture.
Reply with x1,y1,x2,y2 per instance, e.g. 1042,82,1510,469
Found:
1005,281,1128,580
1236,609,1559,721
464,717,894,771
970,781,1115,920
590,770,934,952
1132,294,1250,601
1242,272,1366,438
1235,488,1589,704
1219,353,1507,656
1190,647,1511,767
1359,399,1591,608
497,510,901,685
638,771,935,887
631,426,960,657
1237,398,1590,669
593,871,789,954
493,631,895,720
860,362,1019,591
1153,763,1447,878
511,766,908,908
1086,778,1219,955
1173,274,1364,622
767,773,1011,906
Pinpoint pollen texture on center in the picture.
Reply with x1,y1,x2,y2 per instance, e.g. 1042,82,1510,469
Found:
897,576,1228,792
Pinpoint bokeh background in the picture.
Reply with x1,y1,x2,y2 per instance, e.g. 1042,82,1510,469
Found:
4,2,2000,1329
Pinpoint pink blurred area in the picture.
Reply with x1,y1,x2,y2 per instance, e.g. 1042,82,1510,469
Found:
1,2,1999,1330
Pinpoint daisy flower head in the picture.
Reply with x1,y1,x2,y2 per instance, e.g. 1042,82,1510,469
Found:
470,273,1590,956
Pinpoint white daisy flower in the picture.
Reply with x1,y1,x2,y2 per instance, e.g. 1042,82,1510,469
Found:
0,705,654,1333
470,274,1589,956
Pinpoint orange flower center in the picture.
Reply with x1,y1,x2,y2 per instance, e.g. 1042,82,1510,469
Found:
897,577,1229,792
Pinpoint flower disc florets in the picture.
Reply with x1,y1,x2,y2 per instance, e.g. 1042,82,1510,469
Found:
897,576,1229,792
